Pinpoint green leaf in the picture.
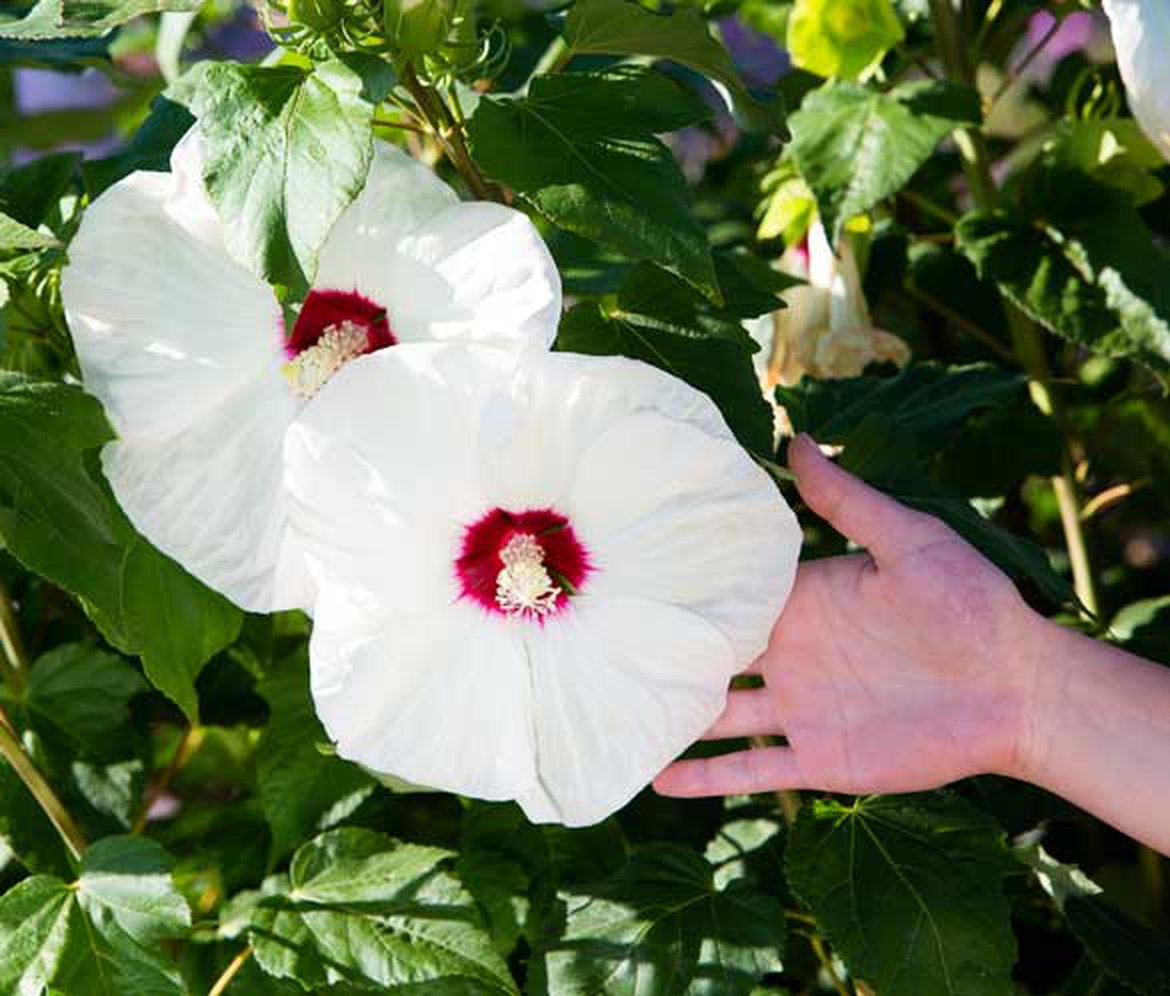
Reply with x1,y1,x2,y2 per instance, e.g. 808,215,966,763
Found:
562,0,784,133
773,362,1024,450
787,0,904,80
0,763,71,874
532,844,785,996
172,59,377,287
791,79,980,238
0,211,55,253
255,653,375,863
26,644,146,761
242,828,518,993
0,0,199,39
0,837,189,995
82,96,195,198
557,301,773,455
1019,844,1170,996
786,793,1016,996
0,151,80,228
77,835,191,944
956,167,1170,381
1110,595,1170,666
467,66,718,299
0,374,242,719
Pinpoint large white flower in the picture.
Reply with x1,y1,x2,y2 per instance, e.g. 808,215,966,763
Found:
283,345,802,826
750,221,910,388
1104,0,1170,162
61,133,561,612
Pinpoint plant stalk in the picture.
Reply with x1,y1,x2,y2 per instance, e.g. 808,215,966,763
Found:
929,0,1100,617
401,64,498,202
0,709,86,862
208,946,252,996
0,578,28,696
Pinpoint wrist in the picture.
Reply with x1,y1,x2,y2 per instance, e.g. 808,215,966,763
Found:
995,607,1075,786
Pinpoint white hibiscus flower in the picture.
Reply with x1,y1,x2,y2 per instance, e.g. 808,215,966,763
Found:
61,133,561,612
1103,0,1170,162
283,344,803,826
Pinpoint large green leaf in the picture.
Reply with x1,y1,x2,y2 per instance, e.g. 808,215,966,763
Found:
0,151,80,229
0,0,199,39
562,0,783,133
0,374,242,719
790,79,980,238
255,653,375,863
0,836,189,995
956,167,1170,381
786,794,1016,996
172,59,377,287
467,66,718,299
25,644,146,761
239,828,517,993
773,362,1024,450
532,844,784,996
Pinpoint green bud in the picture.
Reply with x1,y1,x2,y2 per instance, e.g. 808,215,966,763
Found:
287,0,343,31
787,0,905,80
383,0,454,61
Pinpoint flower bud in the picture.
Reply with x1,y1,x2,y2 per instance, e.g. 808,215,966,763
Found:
287,0,343,31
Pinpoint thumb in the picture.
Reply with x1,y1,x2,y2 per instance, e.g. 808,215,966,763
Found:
789,434,942,561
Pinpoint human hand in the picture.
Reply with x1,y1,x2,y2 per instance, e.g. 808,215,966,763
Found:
654,434,1041,799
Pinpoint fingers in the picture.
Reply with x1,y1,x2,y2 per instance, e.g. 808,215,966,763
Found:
703,689,778,740
653,746,806,797
789,433,943,561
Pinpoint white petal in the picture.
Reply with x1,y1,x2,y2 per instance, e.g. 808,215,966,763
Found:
1105,0,1170,161
313,147,560,348
62,133,302,611
314,144,458,292
310,587,538,803
521,595,735,826
283,346,512,610
565,410,801,663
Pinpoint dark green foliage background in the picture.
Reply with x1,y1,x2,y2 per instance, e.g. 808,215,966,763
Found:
0,0,1168,993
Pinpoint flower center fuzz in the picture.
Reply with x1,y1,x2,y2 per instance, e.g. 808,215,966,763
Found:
283,321,369,399
456,508,591,619
495,533,561,616
283,288,396,399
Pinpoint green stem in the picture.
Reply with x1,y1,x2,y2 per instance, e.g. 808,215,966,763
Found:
0,711,86,862
208,946,252,996
929,0,1100,618
401,64,498,202
0,578,28,696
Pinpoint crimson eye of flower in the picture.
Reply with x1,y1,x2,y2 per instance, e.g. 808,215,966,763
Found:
455,507,592,618
283,289,397,399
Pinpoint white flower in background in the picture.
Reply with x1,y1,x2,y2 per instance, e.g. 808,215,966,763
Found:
283,345,803,826
751,221,909,388
61,132,561,612
1103,0,1170,162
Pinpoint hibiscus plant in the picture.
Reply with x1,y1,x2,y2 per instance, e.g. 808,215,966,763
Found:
1,0,1169,993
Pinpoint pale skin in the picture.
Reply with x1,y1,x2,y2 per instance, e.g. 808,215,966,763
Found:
654,434,1170,857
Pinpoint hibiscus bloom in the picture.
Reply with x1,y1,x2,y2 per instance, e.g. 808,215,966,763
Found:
750,221,910,389
283,345,802,825
61,133,561,611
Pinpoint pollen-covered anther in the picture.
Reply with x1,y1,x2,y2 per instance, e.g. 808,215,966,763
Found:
283,320,369,399
496,533,562,616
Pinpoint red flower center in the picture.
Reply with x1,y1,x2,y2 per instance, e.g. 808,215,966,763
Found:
456,508,592,618
287,288,396,358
